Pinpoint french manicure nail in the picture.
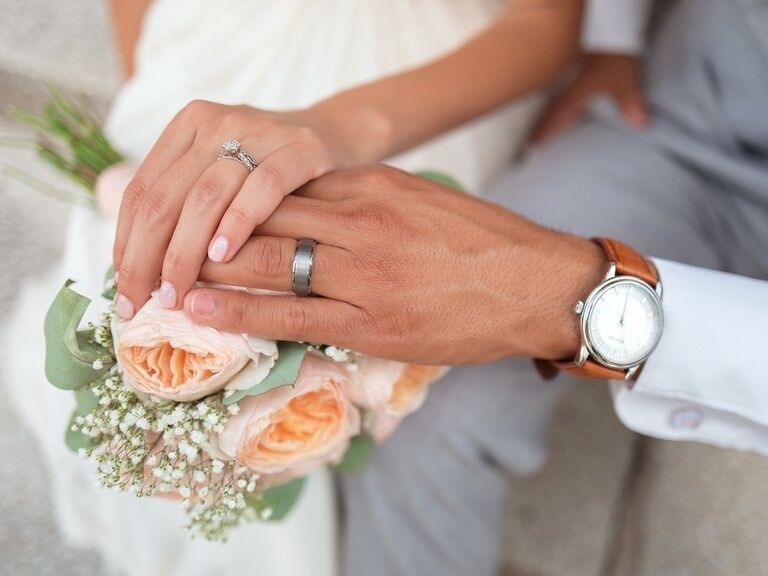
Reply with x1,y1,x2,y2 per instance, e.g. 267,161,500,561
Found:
208,235,229,262
191,292,215,316
116,294,134,319
159,280,177,308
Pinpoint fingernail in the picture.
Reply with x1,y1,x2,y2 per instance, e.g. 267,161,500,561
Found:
208,235,229,262
191,291,215,316
116,294,134,319
159,280,177,308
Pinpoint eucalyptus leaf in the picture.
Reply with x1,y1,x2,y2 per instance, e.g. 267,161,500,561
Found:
247,477,306,522
45,280,110,390
63,386,102,453
102,266,116,300
417,170,465,191
223,342,308,406
73,386,99,415
333,433,373,473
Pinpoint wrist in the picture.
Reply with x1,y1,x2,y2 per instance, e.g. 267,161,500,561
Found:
526,234,608,360
307,98,394,166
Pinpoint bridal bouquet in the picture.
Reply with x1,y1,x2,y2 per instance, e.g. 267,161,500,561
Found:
45,277,443,540
28,91,449,541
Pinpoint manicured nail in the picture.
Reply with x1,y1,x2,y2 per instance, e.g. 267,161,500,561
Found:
208,235,229,262
116,294,134,319
191,291,215,316
159,280,177,308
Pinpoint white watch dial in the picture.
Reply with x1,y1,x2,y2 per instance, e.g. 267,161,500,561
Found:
585,279,662,367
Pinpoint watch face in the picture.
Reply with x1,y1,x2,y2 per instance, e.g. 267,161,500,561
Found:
584,278,663,368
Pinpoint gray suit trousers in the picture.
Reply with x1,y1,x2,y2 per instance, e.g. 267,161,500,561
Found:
341,1,768,575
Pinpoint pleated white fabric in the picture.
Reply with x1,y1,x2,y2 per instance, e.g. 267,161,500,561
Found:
4,2,542,575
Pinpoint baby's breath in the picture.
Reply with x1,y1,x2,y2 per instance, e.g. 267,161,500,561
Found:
71,310,267,541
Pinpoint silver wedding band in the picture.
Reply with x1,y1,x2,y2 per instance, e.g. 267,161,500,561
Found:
217,139,258,172
292,239,317,297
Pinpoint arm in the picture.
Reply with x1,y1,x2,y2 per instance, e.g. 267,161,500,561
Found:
107,0,153,79
113,0,583,319
532,0,652,142
310,0,584,163
612,260,768,455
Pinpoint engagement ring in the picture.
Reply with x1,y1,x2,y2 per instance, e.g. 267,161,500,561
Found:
217,139,258,172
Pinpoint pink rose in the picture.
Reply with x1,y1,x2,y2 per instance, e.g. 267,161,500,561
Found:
217,355,360,480
345,359,446,442
94,162,137,220
113,292,278,402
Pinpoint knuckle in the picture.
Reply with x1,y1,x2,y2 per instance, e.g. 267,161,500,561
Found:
283,304,316,338
188,175,220,209
121,179,150,213
116,264,140,292
217,110,243,134
137,192,173,229
294,125,321,147
377,310,409,340
250,238,288,278
255,164,285,195
223,295,251,328
226,204,254,229
345,202,396,236
178,99,209,123
355,165,392,188
163,249,186,276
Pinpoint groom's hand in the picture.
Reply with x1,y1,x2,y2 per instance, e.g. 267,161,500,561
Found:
183,166,606,364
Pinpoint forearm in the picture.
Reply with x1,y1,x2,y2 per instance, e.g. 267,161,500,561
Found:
107,0,153,79
310,0,583,164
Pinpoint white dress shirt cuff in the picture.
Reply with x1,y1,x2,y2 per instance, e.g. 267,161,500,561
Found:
611,259,768,455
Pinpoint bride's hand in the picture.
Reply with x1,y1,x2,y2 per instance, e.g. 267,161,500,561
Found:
112,100,359,318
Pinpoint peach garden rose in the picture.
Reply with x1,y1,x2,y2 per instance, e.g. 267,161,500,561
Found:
217,355,361,480
112,291,278,402
344,358,446,442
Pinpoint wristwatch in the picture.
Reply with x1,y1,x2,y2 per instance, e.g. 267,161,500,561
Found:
539,238,664,382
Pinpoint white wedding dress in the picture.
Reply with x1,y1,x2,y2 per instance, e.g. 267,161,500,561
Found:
3,1,541,575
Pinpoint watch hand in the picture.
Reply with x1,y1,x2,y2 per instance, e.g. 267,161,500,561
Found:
619,292,630,327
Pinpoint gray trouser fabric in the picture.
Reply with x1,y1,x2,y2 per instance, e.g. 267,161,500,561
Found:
341,1,768,575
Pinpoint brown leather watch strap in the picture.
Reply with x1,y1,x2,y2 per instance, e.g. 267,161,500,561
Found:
594,238,658,287
554,359,627,381
534,238,659,382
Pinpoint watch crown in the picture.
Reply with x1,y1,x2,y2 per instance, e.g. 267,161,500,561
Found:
574,300,585,314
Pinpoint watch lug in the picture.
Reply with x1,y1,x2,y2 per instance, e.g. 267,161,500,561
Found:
603,262,617,282
655,280,664,299
625,365,640,381
575,345,589,366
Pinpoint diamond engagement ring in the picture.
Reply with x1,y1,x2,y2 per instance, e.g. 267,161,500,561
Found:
292,239,317,297
217,139,258,172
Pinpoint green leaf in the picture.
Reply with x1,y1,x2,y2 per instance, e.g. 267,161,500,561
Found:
417,170,465,191
102,266,116,300
333,433,373,473
247,477,306,522
73,386,99,415
223,342,308,406
44,280,110,390
63,386,102,453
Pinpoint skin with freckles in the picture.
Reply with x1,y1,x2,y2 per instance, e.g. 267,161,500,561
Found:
182,166,607,365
